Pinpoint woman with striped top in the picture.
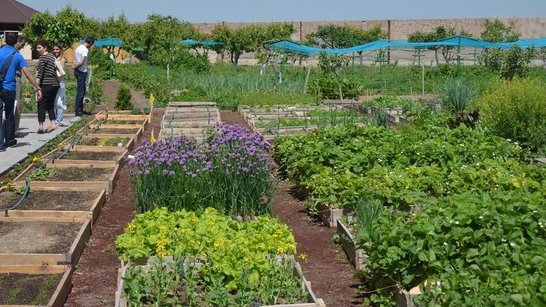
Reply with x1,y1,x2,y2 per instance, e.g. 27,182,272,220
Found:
36,39,60,133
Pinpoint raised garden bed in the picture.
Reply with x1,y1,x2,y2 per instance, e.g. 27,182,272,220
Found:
93,127,141,135
95,113,149,121
336,218,367,270
0,190,106,223
0,217,91,265
56,149,125,162
115,257,325,307
0,265,72,307
15,163,119,195
316,204,350,228
77,135,134,150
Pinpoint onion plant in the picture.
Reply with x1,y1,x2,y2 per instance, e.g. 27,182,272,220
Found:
129,124,273,217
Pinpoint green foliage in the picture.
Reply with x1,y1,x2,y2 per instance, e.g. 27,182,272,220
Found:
408,26,470,64
116,208,303,304
306,25,386,48
172,49,210,73
115,85,133,110
362,191,546,306
440,79,474,115
87,48,112,80
212,23,294,65
480,19,520,43
312,52,362,100
22,6,89,47
480,78,546,152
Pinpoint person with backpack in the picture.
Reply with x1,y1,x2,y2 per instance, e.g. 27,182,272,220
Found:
0,32,41,151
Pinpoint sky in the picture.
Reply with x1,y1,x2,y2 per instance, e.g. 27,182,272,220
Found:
18,0,546,23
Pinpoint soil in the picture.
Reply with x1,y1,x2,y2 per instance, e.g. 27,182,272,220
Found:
61,151,122,161
0,273,62,305
220,111,363,306
44,167,114,182
0,221,81,254
103,120,144,125
65,108,163,307
0,190,100,211
78,137,130,147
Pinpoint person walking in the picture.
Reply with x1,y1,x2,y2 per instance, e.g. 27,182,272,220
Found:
52,43,67,126
0,32,41,151
35,40,59,134
14,35,27,133
73,36,94,116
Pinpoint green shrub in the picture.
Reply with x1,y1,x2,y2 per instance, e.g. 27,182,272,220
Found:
440,79,474,115
115,85,133,110
480,78,546,152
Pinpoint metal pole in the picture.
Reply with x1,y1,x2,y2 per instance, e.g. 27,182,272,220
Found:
421,64,425,96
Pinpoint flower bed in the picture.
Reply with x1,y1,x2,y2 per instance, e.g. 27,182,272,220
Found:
115,208,324,306
130,124,273,216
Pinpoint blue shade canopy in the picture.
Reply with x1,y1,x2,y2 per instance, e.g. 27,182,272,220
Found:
265,35,546,55
180,39,223,47
94,38,124,47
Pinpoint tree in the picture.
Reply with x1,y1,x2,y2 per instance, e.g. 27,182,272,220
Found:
306,25,386,66
481,19,519,43
22,6,89,48
212,23,294,65
408,26,468,65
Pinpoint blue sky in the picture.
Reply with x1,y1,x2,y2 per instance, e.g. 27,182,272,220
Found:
18,0,546,23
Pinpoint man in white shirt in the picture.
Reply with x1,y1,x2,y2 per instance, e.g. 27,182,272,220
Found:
73,36,94,116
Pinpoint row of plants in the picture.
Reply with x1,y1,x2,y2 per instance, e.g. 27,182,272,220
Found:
129,124,272,217
116,208,307,306
273,89,546,304
254,108,368,129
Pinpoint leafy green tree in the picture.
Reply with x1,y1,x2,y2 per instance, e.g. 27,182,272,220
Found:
480,19,519,43
408,26,468,65
139,14,200,73
22,6,89,48
212,23,294,65
306,25,386,65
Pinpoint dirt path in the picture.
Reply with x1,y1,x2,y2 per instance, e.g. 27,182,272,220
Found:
98,80,150,111
65,109,163,307
220,110,363,306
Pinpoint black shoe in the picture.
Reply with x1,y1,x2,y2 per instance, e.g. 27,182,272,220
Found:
75,112,83,117
0,146,5,152
5,139,17,147
82,111,93,115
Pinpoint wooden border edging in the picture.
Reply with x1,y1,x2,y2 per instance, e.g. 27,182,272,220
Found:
336,219,367,270
0,218,91,266
317,204,349,228
0,265,73,307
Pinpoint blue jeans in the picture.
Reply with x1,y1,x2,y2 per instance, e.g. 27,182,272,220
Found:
0,90,16,148
74,70,87,115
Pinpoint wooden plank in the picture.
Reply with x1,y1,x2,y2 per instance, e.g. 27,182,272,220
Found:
81,133,136,139
0,254,66,266
72,145,126,153
90,190,107,224
97,114,149,121
0,213,87,223
337,219,367,270
48,266,74,307
168,101,216,107
68,218,92,265
0,264,67,274
99,124,143,129
49,160,117,168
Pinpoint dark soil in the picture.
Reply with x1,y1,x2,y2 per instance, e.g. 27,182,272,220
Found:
0,190,100,211
65,108,163,307
0,273,62,305
44,167,114,182
0,221,81,254
77,137,129,147
220,110,363,306
94,128,141,134
61,151,122,161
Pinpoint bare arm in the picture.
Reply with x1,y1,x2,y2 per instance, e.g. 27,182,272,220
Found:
73,56,87,70
21,67,42,100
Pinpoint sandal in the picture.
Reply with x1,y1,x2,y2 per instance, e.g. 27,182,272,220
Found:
47,126,57,133
37,129,44,134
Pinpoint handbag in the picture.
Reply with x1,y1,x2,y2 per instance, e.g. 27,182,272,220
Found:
55,59,66,78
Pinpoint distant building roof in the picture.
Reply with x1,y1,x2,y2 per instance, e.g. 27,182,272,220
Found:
0,0,39,24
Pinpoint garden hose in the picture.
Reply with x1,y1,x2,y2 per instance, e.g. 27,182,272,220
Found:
1,178,31,215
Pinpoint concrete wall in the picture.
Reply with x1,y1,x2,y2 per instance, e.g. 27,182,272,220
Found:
193,17,546,40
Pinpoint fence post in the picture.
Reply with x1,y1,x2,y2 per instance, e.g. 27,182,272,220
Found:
421,64,425,96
